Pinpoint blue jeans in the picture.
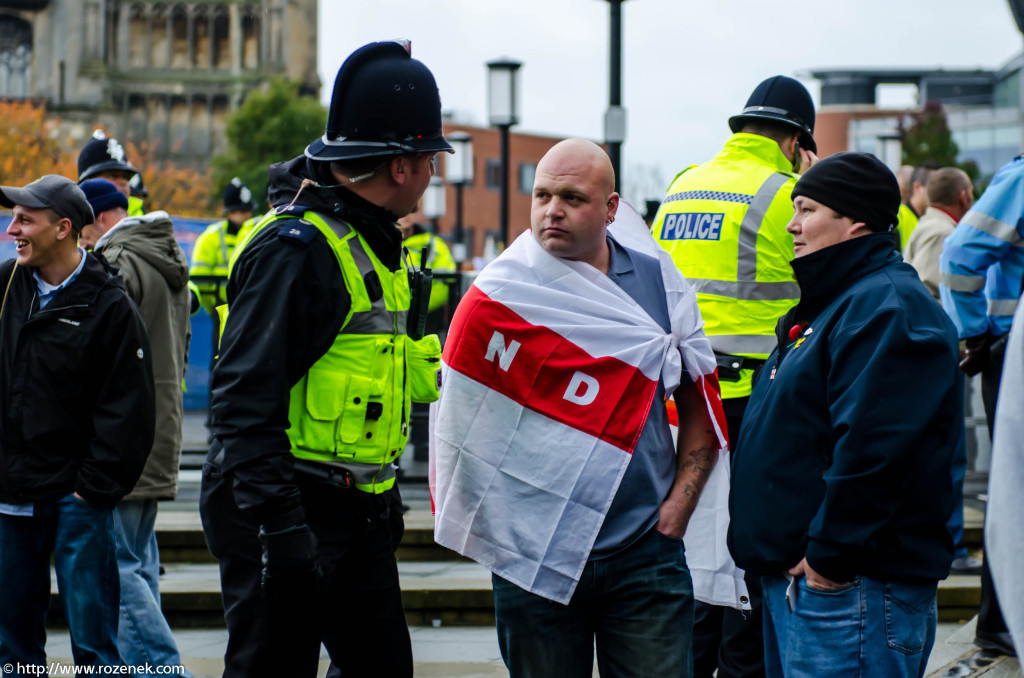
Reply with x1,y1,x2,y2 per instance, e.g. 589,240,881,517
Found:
762,575,938,678
493,526,694,678
0,495,122,676
113,499,191,678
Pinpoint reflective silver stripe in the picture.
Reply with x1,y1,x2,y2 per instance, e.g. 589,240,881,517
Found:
300,459,397,487
347,236,388,311
709,334,777,355
345,309,409,335
321,216,353,240
218,223,229,269
988,298,1019,316
940,271,986,292
962,211,1020,243
689,278,799,302
736,173,790,281
318,214,406,336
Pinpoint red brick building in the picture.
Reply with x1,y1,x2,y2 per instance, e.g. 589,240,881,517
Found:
426,123,572,262
813,107,909,159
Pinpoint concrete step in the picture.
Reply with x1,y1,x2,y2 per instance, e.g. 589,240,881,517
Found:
938,575,984,623
48,561,495,629
963,505,984,549
155,508,465,564
47,562,981,629
155,506,987,564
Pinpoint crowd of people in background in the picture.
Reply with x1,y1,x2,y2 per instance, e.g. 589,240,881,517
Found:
0,39,1022,678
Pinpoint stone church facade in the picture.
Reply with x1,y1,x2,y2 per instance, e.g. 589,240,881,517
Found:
0,0,319,169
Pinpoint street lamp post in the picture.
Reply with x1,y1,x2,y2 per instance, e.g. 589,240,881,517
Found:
487,58,522,249
603,0,627,193
422,176,446,235
445,131,473,266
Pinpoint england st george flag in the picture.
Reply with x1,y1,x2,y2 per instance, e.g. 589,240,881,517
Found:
430,203,744,606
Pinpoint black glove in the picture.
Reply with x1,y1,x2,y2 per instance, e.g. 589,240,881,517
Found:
959,333,995,377
258,519,319,592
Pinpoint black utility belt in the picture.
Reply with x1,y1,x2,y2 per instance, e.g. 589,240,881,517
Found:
714,353,766,382
293,459,354,489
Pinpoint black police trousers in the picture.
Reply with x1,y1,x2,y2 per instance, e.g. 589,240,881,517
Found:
200,465,412,678
693,398,767,678
976,352,1011,652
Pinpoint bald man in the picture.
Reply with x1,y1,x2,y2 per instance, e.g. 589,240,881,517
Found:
905,168,973,300
436,139,719,677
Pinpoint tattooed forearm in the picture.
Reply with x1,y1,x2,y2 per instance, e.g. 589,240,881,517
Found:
657,383,721,537
680,444,716,492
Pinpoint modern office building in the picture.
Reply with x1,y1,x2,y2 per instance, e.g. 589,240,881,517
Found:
806,54,1023,180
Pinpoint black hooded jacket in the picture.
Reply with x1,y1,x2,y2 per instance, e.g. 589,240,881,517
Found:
208,156,406,521
728,234,960,583
0,253,155,507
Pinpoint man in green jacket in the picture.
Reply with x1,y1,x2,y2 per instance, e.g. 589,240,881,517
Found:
80,178,193,677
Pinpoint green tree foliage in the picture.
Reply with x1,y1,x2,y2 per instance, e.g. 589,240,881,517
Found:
211,78,327,209
900,101,980,188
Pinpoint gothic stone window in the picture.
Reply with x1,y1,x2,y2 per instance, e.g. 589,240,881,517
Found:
0,15,31,97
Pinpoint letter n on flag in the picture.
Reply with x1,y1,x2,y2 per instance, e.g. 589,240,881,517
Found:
431,286,662,603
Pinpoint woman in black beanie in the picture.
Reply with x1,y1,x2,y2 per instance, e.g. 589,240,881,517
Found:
728,151,963,678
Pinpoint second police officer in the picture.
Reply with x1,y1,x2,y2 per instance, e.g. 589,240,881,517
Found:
199,41,451,678
652,75,818,678
77,129,146,217
190,178,256,318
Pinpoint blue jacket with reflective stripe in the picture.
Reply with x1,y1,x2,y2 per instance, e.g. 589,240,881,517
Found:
939,157,1024,338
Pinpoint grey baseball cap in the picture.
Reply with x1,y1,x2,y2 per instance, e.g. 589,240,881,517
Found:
0,174,95,232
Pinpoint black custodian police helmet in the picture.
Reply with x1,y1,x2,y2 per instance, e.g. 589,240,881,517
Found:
222,178,254,213
305,41,454,162
77,130,140,183
729,76,817,154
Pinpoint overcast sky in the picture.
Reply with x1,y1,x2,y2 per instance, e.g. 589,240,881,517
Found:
319,0,1023,203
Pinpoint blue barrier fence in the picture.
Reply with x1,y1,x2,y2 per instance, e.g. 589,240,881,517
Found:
0,212,218,410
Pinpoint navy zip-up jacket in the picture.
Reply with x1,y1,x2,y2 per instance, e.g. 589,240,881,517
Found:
728,233,960,583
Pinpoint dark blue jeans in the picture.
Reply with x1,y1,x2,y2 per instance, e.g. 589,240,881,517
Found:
493,526,695,678
0,495,122,676
762,575,938,678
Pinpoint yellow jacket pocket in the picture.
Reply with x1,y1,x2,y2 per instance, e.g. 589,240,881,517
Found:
407,334,441,403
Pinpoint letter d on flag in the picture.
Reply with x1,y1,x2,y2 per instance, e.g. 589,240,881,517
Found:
563,371,599,406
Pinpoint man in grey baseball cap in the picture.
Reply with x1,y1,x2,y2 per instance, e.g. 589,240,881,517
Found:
1,174,94,230
0,175,94,287
0,174,155,675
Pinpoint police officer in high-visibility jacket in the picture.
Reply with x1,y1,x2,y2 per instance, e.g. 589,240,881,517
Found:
199,41,451,678
77,129,146,217
397,211,456,316
190,178,255,316
652,74,818,678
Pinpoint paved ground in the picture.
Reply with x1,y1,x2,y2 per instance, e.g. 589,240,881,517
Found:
80,411,1003,678
41,621,1020,678
42,626,508,677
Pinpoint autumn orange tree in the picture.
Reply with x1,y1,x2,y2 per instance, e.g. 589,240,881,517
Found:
0,100,77,184
120,138,215,217
0,100,214,217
